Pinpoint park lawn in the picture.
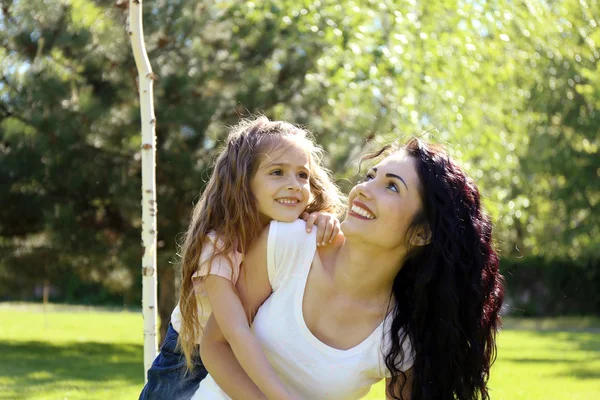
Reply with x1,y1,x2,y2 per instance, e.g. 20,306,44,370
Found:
0,304,144,400
364,327,600,400
1,304,599,400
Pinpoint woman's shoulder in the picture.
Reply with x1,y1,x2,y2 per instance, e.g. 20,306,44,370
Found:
267,219,317,288
269,219,312,236
269,220,317,259
269,219,317,257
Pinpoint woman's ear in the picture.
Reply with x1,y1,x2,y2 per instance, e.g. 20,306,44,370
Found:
409,225,432,247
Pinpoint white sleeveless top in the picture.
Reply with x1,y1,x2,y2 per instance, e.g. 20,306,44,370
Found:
193,220,414,400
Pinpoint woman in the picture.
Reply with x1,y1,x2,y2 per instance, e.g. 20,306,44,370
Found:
196,138,504,400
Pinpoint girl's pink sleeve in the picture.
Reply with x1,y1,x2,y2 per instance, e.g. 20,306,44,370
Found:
192,232,241,283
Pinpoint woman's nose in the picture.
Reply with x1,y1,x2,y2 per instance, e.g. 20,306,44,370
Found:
356,181,373,199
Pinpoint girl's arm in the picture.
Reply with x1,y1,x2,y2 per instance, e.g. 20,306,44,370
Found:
202,227,296,400
200,313,265,400
203,275,293,400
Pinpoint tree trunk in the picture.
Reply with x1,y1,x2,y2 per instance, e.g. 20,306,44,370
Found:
128,0,158,381
42,278,49,305
158,266,176,347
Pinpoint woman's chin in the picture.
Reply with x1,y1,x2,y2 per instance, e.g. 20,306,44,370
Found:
340,218,366,237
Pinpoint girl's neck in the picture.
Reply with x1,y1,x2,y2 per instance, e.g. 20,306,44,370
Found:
323,236,406,303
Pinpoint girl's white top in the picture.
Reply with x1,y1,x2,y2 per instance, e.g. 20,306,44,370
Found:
170,231,243,340
192,220,414,400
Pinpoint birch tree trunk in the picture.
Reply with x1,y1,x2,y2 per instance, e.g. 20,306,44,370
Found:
128,0,158,379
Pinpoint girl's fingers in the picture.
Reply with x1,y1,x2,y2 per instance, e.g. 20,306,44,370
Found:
307,213,341,244
305,213,318,232
323,220,335,245
316,216,327,244
329,222,340,243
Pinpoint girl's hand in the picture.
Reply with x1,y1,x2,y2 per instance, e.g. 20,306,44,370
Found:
301,212,341,246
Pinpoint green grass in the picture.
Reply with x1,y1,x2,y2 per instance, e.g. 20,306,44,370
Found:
1,303,599,399
0,303,144,400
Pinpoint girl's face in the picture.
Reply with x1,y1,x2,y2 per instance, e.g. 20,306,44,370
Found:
342,150,423,251
250,138,312,226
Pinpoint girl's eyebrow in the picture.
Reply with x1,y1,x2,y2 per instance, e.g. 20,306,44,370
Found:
372,167,408,190
264,161,309,170
264,162,287,167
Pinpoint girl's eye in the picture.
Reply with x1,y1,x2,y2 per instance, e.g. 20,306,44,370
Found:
298,172,309,179
270,169,283,176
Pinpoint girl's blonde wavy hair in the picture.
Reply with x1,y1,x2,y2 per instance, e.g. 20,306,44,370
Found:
178,116,345,369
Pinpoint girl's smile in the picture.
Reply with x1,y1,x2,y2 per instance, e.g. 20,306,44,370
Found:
251,138,312,225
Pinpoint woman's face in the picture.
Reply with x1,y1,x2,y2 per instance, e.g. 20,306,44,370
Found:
342,150,423,251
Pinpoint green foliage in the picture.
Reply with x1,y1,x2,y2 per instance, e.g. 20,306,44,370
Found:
501,256,600,316
0,0,598,314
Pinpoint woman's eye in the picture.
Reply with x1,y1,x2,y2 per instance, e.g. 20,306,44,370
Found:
270,169,283,176
387,182,399,193
365,173,374,181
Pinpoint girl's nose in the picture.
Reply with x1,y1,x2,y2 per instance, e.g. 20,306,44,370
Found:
287,177,301,191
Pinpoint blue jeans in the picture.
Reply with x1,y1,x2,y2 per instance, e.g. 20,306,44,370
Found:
139,324,208,400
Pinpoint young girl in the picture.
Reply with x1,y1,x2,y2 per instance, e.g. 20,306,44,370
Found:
139,116,345,400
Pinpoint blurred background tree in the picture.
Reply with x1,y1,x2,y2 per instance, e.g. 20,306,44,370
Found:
1,0,598,340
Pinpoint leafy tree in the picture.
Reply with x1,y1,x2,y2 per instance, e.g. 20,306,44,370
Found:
1,0,598,333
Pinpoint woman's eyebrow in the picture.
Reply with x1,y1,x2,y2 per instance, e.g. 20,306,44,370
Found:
373,167,408,190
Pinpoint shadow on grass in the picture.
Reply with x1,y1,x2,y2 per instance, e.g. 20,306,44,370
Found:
0,340,143,396
502,330,600,380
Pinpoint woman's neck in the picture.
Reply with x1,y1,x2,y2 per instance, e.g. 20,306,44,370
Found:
324,236,406,303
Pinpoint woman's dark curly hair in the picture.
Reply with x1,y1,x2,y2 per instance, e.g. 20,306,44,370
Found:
366,138,504,400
